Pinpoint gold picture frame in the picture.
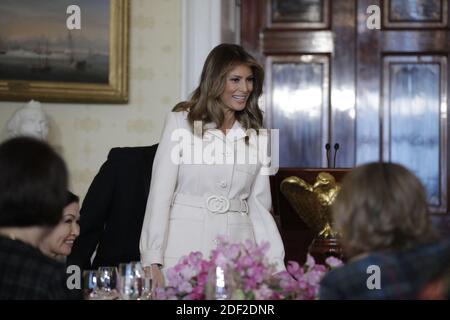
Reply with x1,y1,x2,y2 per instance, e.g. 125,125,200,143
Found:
0,0,129,103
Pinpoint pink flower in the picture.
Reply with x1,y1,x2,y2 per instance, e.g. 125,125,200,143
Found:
253,283,273,300
180,281,194,293
305,269,325,286
286,261,301,274
325,256,344,268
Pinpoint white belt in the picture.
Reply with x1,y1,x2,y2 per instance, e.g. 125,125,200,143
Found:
172,193,248,214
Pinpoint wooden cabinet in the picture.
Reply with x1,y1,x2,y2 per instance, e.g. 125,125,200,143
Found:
242,0,450,213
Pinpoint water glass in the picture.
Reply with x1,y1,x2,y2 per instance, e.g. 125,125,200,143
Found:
82,270,99,300
139,274,152,300
118,262,152,300
97,266,118,299
205,265,237,300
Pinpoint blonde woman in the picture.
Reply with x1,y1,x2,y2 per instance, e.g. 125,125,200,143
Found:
140,44,285,289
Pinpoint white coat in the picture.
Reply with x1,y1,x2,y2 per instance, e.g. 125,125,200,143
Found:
139,111,285,272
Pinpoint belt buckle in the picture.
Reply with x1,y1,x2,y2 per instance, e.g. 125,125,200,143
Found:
206,195,230,214
240,199,249,214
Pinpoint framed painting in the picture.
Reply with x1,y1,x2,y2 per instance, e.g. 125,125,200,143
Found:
0,0,129,103
268,0,330,29
384,0,448,29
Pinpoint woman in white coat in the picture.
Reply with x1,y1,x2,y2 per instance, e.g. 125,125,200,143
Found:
140,43,285,289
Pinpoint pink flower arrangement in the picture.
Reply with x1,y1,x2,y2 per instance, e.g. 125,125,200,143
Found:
273,254,343,299
155,236,343,300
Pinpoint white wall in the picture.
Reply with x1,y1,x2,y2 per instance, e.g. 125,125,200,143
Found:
181,0,240,99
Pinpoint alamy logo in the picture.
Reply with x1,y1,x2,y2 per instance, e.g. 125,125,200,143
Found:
66,265,81,290
366,5,381,30
66,5,81,30
366,265,381,290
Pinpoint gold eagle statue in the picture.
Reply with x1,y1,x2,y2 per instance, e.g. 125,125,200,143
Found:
280,172,340,238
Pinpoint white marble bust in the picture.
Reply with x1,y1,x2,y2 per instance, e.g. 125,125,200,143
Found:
7,100,49,141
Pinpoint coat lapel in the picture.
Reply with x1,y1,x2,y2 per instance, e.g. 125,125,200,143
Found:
204,120,248,143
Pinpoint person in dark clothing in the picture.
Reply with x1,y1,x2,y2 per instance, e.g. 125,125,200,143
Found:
67,144,158,270
319,162,449,300
0,137,77,299
320,237,450,299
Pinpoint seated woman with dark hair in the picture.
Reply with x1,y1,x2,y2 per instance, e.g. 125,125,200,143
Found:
0,137,78,299
40,191,80,259
319,162,450,300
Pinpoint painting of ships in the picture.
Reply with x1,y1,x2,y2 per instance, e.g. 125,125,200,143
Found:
0,37,7,54
0,3,109,84
67,31,87,71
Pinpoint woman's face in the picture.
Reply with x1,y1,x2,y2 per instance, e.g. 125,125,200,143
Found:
41,202,80,257
220,64,254,112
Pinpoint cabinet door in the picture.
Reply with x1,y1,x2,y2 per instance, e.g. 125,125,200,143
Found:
357,0,448,212
266,55,330,167
242,0,356,168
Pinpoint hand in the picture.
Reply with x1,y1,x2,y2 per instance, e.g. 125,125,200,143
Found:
145,264,164,291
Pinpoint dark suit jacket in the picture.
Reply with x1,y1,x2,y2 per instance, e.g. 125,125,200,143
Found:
67,145,157,270
319,239,450,300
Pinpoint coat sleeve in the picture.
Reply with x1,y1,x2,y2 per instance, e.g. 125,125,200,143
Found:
140,112,180,267
247,166,286,273
67,149,118,270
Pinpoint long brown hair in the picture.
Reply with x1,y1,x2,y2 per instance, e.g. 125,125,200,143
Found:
332,162,437,258
173,43,265,132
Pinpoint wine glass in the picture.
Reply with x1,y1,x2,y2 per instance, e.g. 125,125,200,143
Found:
139,272,153,300
118,262,152,300
205,265,237,300
82,270,99,300
97,266,118,299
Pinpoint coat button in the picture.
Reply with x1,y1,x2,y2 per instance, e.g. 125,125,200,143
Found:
219,180,227,188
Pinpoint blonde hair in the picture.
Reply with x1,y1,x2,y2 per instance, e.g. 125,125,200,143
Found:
173,43,264,132
332,162,437,258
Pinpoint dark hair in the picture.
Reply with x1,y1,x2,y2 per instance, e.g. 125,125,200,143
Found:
173,43,265,132
0,137,68,227
332,162,437,258
66,191,79,206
